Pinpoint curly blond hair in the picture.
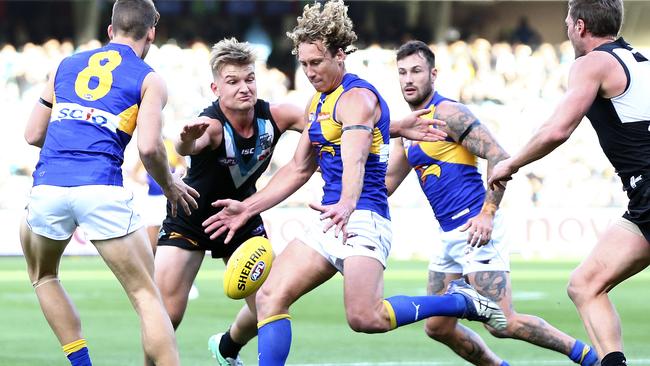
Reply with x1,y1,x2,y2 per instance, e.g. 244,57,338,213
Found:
286,0,357,55
209,37,257,77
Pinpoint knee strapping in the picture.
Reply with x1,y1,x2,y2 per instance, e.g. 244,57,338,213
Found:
32,275,60,289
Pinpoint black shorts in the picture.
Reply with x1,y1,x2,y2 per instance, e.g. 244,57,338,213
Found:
157,215,267,259
622,178,650,243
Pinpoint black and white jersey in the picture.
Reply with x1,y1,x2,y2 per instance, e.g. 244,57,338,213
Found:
586,37,650,185
162,99,281,242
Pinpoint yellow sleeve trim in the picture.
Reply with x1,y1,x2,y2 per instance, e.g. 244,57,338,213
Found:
383,300,397,330
257,313,291,328
62,338,87,355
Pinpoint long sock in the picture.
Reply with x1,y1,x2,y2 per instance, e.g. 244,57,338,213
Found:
601,351,627,366
258,315,292,366
384,294,466,328
569,340,599,366
219,330,244,359
63,339,92,366
501,361,510,366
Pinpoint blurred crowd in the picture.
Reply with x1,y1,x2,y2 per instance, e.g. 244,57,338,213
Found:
0,37,633,213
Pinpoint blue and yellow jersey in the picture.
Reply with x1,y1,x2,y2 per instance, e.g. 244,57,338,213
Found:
307,73,390,219
33,42,153,187
404,92,485,231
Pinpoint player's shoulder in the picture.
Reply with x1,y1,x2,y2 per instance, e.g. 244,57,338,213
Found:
570,51,619,84
336,88,379,123
574,45,624,72
434,99,473,118
142,70,164,87
198,100,221,120
339,87,378,107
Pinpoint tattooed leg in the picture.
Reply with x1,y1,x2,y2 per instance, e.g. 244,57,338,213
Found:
468,271,574,354
424,271,504,366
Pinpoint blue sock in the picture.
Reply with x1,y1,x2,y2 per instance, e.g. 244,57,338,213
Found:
258,316,292,366
569,340,599,366
67,347,91,366
501,361,510,366
384,294,466,328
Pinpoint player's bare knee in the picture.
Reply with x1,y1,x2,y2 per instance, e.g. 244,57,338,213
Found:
345,311,385,333
255,284,288,319
566,278,581,304
342,299,388,333
155,278,177,300
255,284,272,311
424,319,456,341
567,269,596,304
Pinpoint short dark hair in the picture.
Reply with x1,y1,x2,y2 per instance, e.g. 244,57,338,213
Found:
396,40,435,69
111,0,159,40
568,0,623,38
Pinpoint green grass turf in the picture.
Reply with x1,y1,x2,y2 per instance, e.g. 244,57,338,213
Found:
1,256,649,365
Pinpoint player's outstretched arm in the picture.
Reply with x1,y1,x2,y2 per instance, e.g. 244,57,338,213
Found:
175,118,213,156
25,70,55,147
390,108,447,142
271,102,306,133
385,138,412,196
203,127,318,242
437,101,509,247
488,55,605,190
137,72,199,216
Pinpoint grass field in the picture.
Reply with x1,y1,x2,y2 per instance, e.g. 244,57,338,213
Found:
1,256,649,366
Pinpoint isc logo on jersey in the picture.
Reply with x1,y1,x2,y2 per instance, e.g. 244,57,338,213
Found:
223,236,273,299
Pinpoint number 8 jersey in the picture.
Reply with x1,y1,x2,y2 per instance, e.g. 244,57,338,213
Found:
33,43,153,187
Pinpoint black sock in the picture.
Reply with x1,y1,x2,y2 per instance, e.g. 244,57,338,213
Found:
219,330,244,359
601,351,627,366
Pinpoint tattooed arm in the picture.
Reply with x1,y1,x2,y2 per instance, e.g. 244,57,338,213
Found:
435,101,510,247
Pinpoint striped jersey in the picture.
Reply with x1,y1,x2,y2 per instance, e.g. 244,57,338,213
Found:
403,92,485,231
586,37,650,184
161,99,280,242
307,73,391,219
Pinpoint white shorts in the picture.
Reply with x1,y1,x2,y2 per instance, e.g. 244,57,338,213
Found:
297,209,392,273
138,194,167,227
26,185,143,241
428,211,509,275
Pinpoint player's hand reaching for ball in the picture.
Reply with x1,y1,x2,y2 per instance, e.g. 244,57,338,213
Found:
164,170,199,217
202,199,250,243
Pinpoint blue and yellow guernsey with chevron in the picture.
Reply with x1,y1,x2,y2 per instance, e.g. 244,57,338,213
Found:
404,92,485,231
308,73,391,219
33,43,153,187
